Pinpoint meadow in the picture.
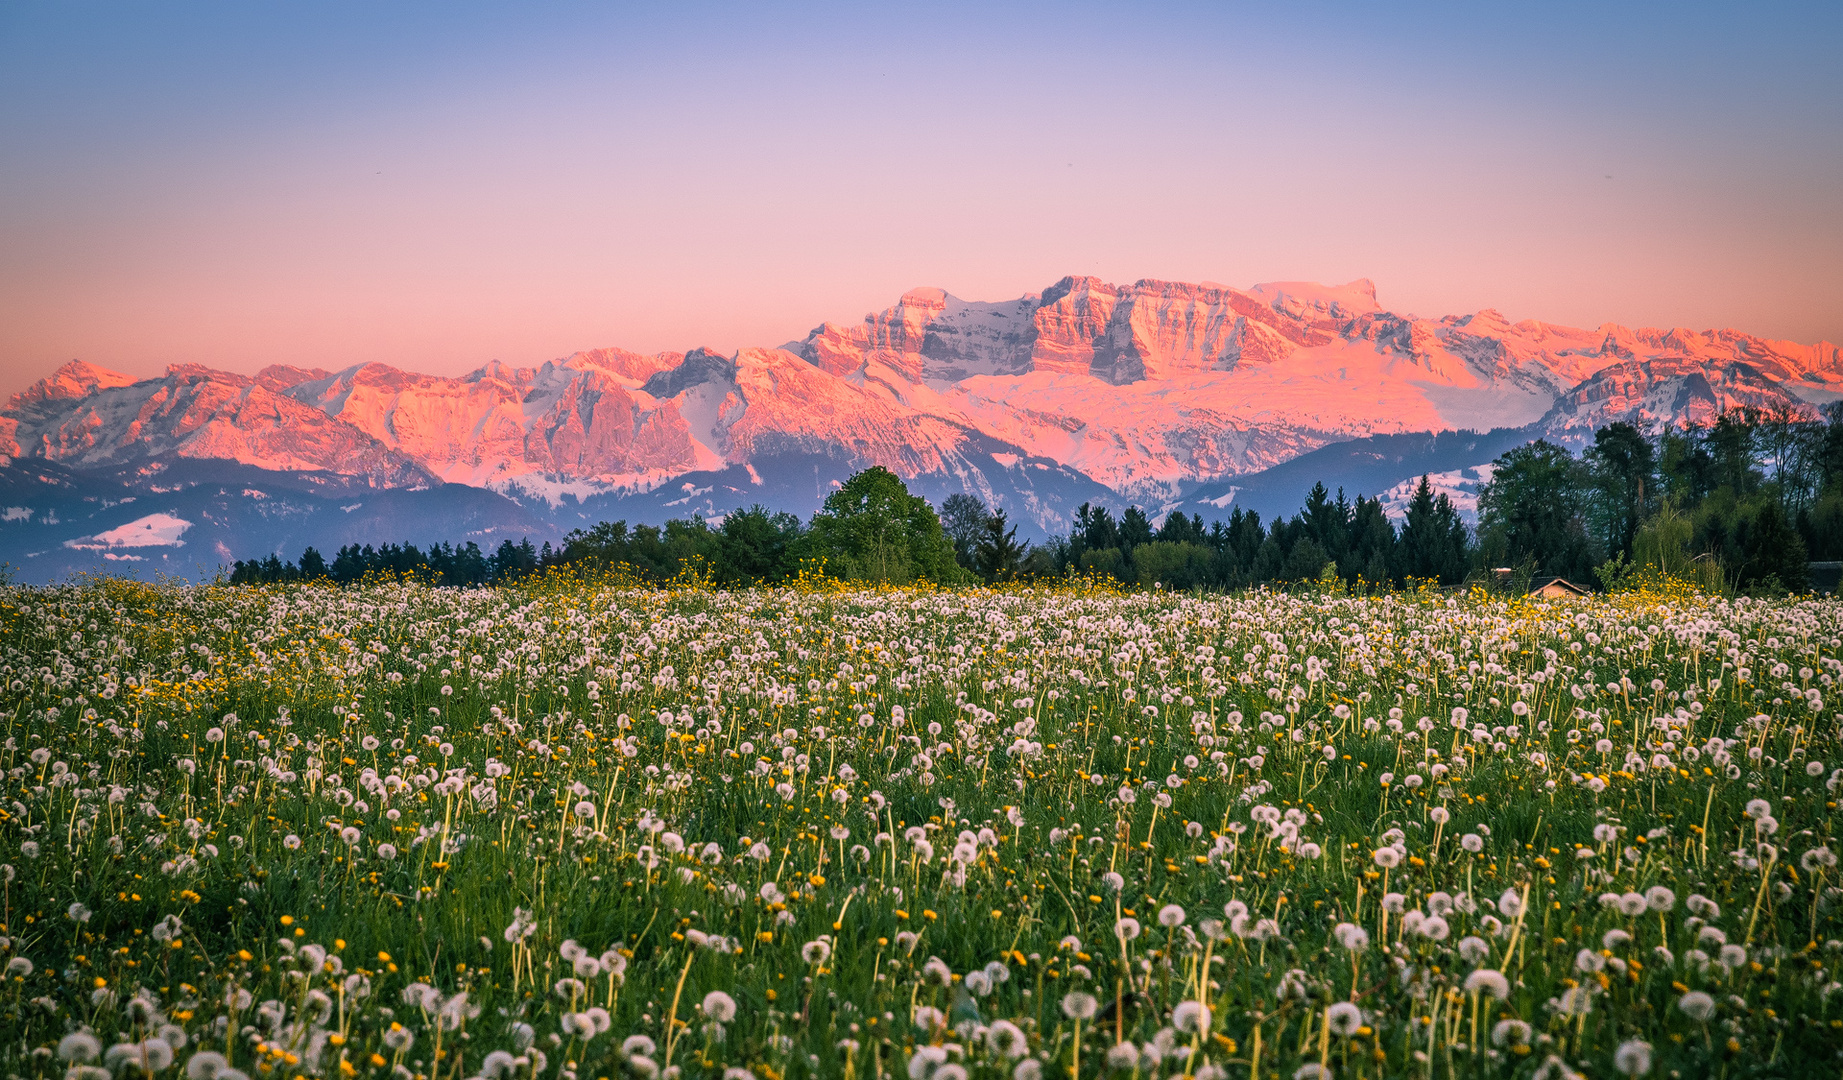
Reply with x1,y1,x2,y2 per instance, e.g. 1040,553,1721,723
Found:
0,575,1838,1080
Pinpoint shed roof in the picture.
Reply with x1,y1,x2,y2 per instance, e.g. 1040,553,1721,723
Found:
1530,577,1589,597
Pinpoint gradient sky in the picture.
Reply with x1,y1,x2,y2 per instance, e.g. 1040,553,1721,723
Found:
3,1,1840,401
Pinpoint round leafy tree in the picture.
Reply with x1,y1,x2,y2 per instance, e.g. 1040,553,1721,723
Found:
809,466,968,583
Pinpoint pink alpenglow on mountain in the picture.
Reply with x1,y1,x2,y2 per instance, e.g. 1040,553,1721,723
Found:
2,364,432,487
5,274,1838,524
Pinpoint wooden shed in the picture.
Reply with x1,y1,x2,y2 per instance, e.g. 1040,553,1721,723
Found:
1529,577,1589,599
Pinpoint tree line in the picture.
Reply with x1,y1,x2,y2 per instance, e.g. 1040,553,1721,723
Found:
228,467,961,588
228,538,545,587
230,405,1843,595
1478,405,1841,595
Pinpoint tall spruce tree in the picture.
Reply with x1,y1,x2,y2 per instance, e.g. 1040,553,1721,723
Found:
1396,476,1469,585
974,509,1028,583
1586,422,1657,558
1478,441,1598,584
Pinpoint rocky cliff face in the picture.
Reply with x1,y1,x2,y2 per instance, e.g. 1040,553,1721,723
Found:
274,350,712,489
6,273,1838,544
2,363,433,488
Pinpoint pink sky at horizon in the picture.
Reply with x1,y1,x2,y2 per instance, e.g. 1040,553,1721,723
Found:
3,2,1839,401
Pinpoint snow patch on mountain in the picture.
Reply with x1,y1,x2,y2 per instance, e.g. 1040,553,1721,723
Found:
1379,466,1496,522
64,512,192,550
1420,382,1555,430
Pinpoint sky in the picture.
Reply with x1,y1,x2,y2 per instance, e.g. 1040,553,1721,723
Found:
3,1,1840,400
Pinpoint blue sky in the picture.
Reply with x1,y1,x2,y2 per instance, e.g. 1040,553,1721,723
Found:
3,2,1839,393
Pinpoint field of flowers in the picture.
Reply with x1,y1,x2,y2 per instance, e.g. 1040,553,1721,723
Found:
0,575,1839,1080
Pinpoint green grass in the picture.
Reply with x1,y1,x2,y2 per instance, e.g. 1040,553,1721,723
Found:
0,576,1839,1080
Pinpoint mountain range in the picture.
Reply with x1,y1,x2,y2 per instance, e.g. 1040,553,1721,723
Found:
4,274,1839,582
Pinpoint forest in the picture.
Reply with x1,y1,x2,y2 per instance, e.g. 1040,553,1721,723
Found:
229,404,1842,595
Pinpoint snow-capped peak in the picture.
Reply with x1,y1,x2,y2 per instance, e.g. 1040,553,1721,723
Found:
1249,278,1381,319
8,360,137,411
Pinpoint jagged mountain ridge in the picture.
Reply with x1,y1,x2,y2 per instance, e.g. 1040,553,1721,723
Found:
3,273,1838,581
788,275,1839,497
